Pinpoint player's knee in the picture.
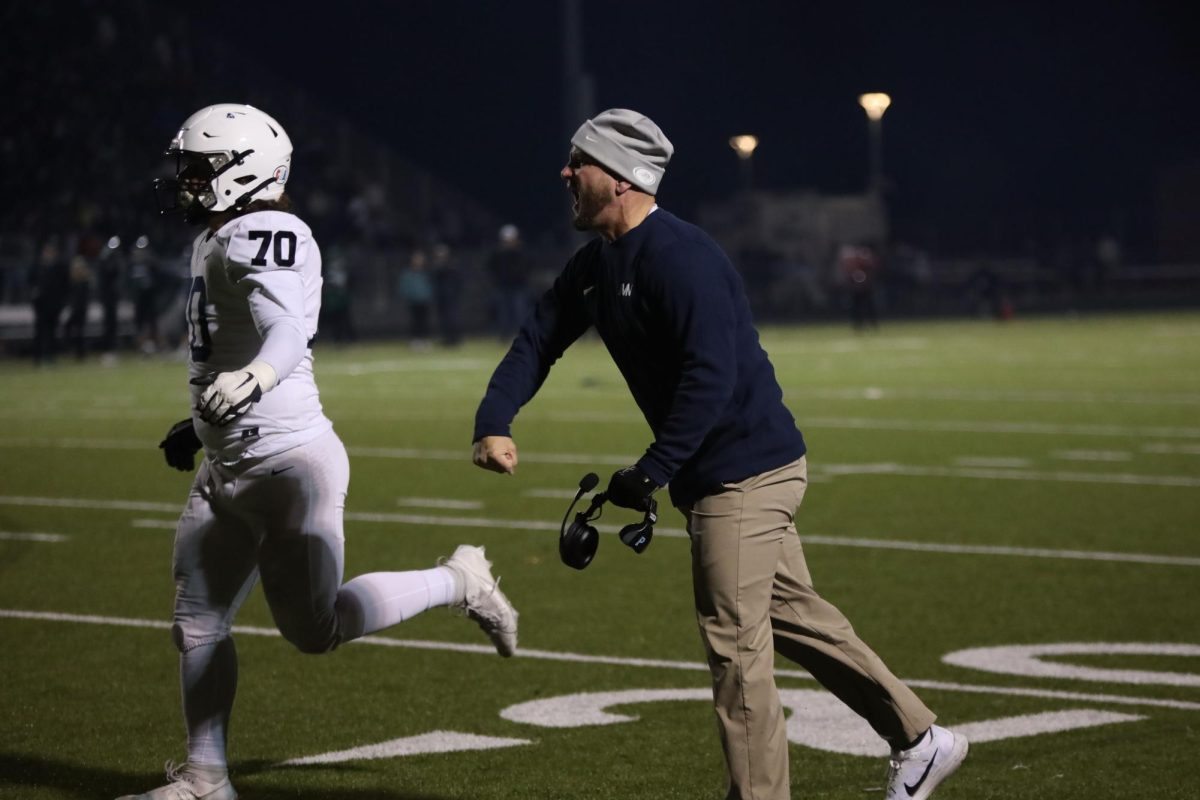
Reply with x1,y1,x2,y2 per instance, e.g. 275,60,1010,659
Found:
171,620,230,653
278,618,340,655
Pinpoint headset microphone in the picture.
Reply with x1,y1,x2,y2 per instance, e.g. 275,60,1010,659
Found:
559,473,603,570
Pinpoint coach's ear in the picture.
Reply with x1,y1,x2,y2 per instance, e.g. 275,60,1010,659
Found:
614,180,635,196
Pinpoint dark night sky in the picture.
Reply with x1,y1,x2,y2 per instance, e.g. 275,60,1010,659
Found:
198,0,1199,256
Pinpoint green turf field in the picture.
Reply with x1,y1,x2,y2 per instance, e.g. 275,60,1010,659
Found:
2,312,1199,799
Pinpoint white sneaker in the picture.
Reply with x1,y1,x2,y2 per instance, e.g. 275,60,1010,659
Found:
885,725,968,800
443,545,519,657
116,761,237,800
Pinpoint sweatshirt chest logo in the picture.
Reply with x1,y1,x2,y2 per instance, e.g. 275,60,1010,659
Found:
621,283,632,297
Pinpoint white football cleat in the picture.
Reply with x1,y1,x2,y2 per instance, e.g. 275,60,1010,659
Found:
116,761,237,800
885,725,968,800
443,545,519,657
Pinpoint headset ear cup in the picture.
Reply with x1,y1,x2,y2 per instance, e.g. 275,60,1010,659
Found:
560,520,599,570
618,521,653,554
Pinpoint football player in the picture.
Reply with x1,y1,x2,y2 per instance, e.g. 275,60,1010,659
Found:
119,104,518,800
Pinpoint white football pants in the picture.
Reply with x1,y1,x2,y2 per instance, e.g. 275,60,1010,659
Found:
170,428,460,766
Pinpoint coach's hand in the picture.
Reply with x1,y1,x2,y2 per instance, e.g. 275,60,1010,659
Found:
606,464,658,512
192,360,278,427
473,435,518,475
159,417,203,471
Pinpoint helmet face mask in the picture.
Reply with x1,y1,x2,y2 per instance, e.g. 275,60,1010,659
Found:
154,104,292,225
156,152,223,223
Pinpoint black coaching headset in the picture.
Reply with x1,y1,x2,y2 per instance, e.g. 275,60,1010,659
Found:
559,472,657,570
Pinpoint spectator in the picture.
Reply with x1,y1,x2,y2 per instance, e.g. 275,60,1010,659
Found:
128,236,163,354
29,239,69,365
398,248,434,348
96,236,125,358
486,224,533,341
431,241,463,347
62,254,93,360
837,243,881,331
320,246,356,344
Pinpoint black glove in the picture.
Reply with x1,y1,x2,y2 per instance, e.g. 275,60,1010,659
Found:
159,417,203,471
605,464,658,511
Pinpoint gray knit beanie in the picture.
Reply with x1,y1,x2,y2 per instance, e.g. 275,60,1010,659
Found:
570,108,674,194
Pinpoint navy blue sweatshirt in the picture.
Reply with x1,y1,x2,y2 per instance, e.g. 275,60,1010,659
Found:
473,209,805,507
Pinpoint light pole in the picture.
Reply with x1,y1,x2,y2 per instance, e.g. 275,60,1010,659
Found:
858,92,891,193
729,134,759,193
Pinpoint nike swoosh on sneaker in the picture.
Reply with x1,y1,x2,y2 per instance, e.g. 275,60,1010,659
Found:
905,750,938,796
271,466,295,476
584,135,598,142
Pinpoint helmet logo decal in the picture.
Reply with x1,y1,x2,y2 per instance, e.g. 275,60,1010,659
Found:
226,112,236,119
274,165,289,185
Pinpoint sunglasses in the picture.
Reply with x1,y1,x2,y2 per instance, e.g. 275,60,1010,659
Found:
565,149,602,171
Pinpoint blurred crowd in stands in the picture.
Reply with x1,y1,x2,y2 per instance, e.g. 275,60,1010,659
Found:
3,3,1193,363
0,2,515,361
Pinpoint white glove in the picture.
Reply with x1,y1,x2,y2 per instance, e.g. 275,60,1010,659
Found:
194,360,278,427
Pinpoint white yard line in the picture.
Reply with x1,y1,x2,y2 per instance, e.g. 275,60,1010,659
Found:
802,416,1200,439
4,494,1199,567
1,437,1197,487
1,608,1197,713
537,412,1200,439
818,463,1200,488
785,387,1200,407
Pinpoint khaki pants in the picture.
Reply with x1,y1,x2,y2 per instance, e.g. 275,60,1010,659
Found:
682,457,935,800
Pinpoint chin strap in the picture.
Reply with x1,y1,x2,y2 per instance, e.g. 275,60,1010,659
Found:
232,175,279,212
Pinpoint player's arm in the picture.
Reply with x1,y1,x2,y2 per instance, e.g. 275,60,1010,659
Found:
472,251,593,473
195,220,311,426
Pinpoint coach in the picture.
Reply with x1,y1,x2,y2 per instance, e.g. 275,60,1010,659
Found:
471,109,965,800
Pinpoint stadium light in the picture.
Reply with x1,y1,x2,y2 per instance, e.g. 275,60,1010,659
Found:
728,135,759,192
858,93,891,192
858,93,891,121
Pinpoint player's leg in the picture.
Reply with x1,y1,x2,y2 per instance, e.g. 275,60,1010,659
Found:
686,468,794,800
248,430,516,655
118,460,257,800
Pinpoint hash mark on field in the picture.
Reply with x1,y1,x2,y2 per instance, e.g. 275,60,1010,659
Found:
3,608,1199,713
1143,442,1200,455
132,519,176,529
396,497,484,510
953,457,1032,468
0,531,68,542
1052,449,1132,462
523,488,581,499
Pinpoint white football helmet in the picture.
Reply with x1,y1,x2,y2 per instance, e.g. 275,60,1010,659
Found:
155,104,293,223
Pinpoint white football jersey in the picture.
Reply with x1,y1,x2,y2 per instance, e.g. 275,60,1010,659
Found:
185,210,332,464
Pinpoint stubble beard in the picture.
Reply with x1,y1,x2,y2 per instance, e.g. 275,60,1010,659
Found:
571,183,610,232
